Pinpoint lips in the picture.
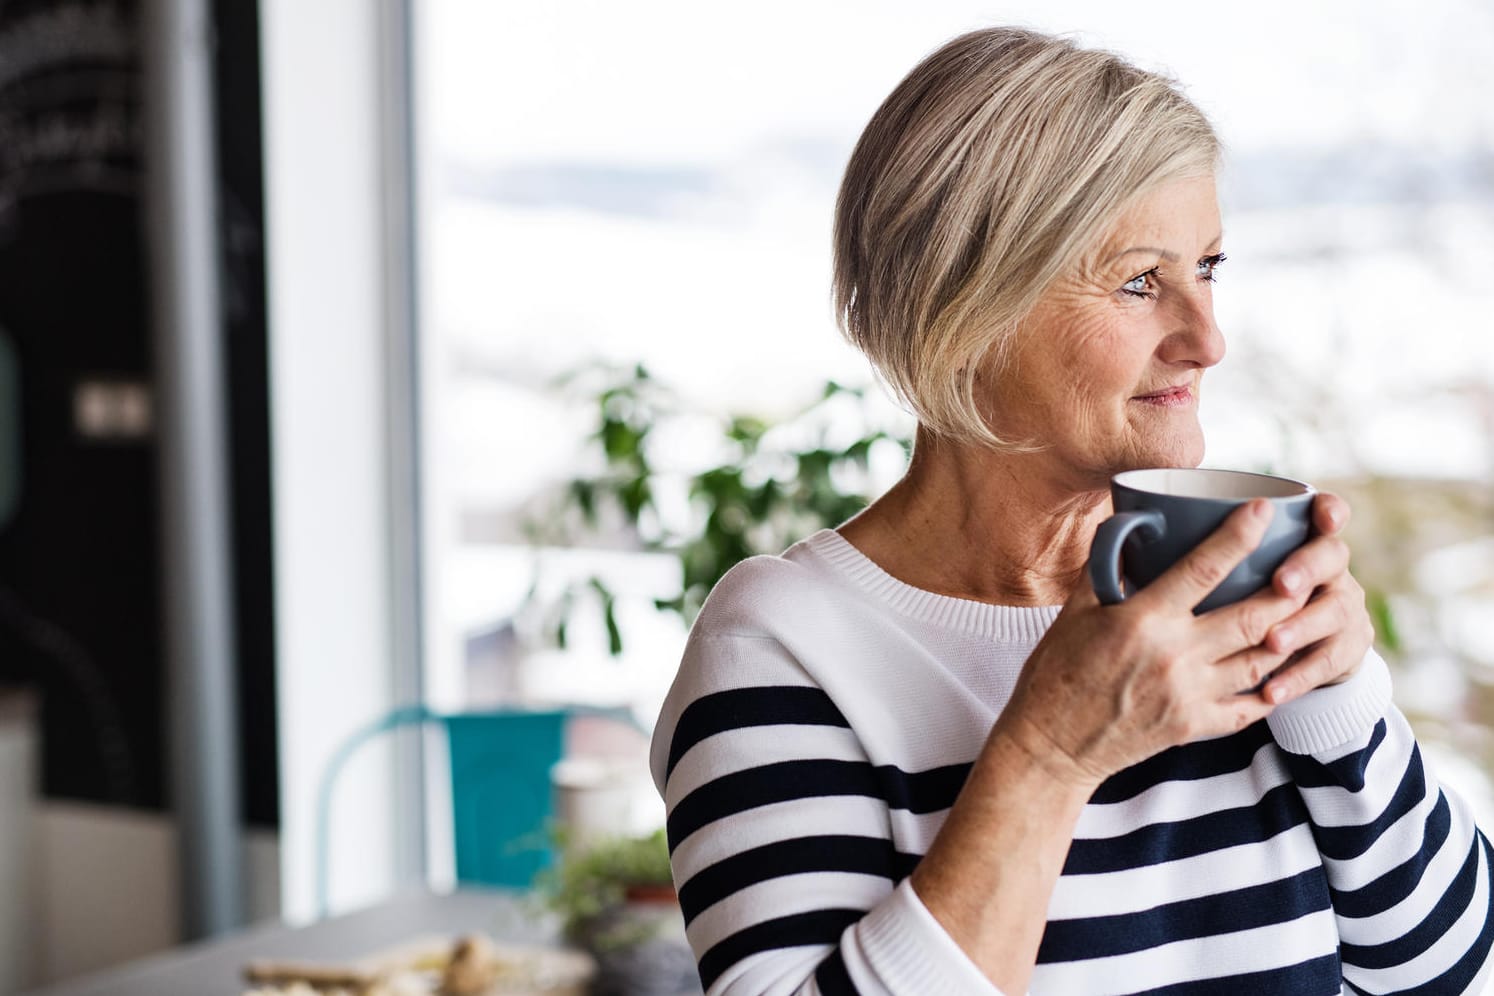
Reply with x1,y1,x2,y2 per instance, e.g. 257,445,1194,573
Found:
1133,384,1195,408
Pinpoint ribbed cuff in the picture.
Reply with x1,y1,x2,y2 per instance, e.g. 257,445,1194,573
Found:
856,878,1009,995
1266,649,1393,755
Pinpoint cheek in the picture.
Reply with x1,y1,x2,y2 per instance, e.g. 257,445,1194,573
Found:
1064,319,1137,398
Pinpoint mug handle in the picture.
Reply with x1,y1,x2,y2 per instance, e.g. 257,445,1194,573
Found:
1088,509,1166,605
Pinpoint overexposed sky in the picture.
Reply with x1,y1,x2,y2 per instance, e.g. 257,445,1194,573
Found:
416,0,1494,472
423,0,1494,165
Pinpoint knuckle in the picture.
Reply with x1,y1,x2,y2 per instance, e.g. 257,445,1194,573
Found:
1181,554,1224,593
1246,656,1271,688
1237,607,1269,646
1151,652,1181,683
1170,709,1200,742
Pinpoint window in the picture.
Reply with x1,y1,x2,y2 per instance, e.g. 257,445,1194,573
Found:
413,0,1494,832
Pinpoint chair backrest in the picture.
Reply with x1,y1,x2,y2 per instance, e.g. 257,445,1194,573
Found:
444,709,567,889
315,704,641,917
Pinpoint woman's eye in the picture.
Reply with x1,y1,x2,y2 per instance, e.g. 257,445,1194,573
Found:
1121,272,1153,297
1197,252,1227,281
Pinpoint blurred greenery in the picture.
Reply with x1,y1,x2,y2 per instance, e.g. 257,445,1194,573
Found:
524,363,906,656
536,827,674,941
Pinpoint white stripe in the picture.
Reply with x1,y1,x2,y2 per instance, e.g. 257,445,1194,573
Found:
1075,742,1289,839
887,807,947,851
707,945,827,996
686,870,889,954
674,632,819,694
1338,793,1477,945
665,723,867,808
1322,786,1441,891
1031,908,1340,995
1049,823,1323,919
1297,720,1417,827
672,795,891,882
1345,834,1491,992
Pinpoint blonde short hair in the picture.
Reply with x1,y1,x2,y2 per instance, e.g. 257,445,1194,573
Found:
832,27,1220,449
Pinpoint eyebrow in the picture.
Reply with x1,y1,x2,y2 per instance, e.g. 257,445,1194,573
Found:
1103,233,1225,266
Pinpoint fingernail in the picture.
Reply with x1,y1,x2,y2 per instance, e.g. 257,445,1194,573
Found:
1272,626,1295,650
1266,681,1287,705
1279,570,1302,594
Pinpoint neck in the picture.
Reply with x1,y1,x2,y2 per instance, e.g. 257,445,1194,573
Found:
838,428,1111,606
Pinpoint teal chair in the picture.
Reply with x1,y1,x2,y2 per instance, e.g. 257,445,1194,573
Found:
315,704,636,918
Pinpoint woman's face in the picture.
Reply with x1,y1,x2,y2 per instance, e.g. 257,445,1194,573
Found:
989,173,1227,487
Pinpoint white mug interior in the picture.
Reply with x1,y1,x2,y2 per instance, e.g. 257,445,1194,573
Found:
1114,468,1313,500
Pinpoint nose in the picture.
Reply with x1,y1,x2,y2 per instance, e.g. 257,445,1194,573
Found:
1157,288,1226,368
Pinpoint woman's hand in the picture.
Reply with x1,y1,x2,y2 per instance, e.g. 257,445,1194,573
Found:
996,499,1312,790
1257,492,1374,704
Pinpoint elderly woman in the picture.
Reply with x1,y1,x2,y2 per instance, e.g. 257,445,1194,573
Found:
649,27,1494,996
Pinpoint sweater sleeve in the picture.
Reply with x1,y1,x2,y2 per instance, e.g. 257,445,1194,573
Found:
1267,650,1494,994
651,630,1003,996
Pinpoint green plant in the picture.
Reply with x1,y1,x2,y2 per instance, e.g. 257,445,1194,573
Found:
524,363,908,655
537,828,674,941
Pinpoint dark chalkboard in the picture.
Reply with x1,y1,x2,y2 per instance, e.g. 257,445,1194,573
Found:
0,0,279,826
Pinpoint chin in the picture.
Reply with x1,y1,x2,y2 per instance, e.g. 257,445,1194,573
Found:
1127,430,1206,472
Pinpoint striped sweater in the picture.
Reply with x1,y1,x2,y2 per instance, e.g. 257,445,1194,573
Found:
649,528,1494,995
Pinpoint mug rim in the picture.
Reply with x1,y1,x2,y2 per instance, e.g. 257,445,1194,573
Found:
1113,467,1315,501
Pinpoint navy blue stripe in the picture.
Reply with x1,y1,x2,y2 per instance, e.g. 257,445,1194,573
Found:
1091,723,1272,805
666,686,850,780
1064,782,1308,875
813,948,857,996
667,759,880,851
1312,746,1427,862
1340,829,1479,969
1286,719,1387,791
666,756,975,853
872,761,971,814
1332,791,1452,918
1128,953,1342,995
677,835,901,926
1383,832,1494,996
1037,868,1331,963
697,908,862,991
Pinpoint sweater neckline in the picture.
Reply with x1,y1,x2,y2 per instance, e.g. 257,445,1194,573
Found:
797,528,1063,644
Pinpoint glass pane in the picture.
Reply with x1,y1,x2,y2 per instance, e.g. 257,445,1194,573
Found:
414,0,1494,822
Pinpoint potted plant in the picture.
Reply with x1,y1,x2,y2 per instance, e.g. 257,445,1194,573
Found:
539,828,699,996
523,363,910,659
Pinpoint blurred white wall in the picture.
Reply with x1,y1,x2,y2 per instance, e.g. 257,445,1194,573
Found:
260,0,401,922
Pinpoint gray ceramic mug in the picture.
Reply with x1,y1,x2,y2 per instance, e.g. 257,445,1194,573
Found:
1088,468,1316,614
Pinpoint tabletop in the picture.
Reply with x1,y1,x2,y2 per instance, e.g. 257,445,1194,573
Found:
21,888,552,996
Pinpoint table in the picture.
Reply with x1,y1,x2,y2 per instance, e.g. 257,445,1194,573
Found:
21,888,552,996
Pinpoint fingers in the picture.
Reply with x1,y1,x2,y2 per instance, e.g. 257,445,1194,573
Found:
1212,644,1290,700
1261,636,1365,704
1272,532,1351,599
1311,492,1351,537
1194,584,1305,662
1262,575,1374,703
1140,500,1273,610
1264,583,1353,657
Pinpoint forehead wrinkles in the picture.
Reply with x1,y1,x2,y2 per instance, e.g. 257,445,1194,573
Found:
1077,176,1221,282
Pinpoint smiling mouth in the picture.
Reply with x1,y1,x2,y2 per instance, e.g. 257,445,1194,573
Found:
1132,385,1195,408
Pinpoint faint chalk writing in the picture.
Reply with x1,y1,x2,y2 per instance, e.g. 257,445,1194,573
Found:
0,1,134,94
